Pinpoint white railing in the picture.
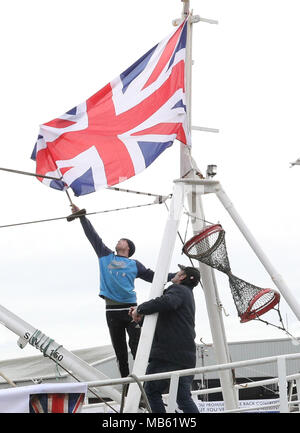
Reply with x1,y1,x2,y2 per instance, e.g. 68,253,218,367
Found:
82,352,300,413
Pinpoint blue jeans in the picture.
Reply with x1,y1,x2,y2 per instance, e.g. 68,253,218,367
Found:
144,359,199,413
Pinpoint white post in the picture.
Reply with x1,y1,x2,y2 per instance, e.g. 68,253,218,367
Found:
167,373,180,413
296,377,300,411
0,304,121,403
179,1,238,411
215,184,300,321
183,180,239,410
277,356,289,413
124,182,185,413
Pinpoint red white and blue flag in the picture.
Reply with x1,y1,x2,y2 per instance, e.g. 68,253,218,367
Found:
29,392,85,413
31,19,189,196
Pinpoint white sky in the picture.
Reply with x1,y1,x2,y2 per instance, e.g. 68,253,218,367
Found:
1,0,300,363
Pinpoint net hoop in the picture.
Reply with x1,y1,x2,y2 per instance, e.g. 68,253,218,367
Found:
240,289,280,323
183,224,224,259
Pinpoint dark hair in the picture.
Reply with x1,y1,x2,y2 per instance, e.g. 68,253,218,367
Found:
179,265,201,288
122,238,135,257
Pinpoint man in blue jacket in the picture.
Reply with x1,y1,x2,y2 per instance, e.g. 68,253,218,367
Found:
129,265,200,413
70,204,175,378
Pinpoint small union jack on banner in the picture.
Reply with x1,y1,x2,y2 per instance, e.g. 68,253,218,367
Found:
31,19,189,196
29,392,85,413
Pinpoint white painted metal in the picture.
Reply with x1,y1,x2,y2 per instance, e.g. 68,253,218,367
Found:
277,357,289,412
0,371,16,387
180,0,238,411
192,125,219,133
296,377,300,411
197,337,300,379
83,352,300,413
123,182,185,412
183,178,239,410
0,304,121,403
167,373,180,413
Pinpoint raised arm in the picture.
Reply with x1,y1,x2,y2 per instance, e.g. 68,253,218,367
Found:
79,216,113,257
70,204,112,257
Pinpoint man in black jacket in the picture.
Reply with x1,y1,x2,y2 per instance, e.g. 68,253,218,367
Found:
129,265,200,413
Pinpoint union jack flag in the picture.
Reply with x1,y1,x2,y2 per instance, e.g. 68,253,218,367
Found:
31,19,189,196
29,392,85,413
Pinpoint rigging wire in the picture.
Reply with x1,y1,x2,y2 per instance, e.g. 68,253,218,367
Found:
183,207,216,226
107,185,171,201
51,360,119,413
163,202,195,267
234,369,280,397
0,166,63,181
254,305,300,345
163,202,205,289
0,165,169,201
0,165,173,228
0,201,167,229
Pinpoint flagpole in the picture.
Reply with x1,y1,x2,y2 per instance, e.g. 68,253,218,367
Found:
180,0,239,410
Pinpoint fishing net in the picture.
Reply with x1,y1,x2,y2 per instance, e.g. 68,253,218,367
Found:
182,224,231,274
228,273,280,323
183,224,280,322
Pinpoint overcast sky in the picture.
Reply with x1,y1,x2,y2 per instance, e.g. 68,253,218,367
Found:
1,0,300,364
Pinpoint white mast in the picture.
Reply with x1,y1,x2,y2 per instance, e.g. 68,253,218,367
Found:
124,0,238,413
124,182,185,412
180,0,238,410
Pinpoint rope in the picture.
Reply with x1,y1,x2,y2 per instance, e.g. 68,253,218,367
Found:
107,186,171,201
163,203,205,290
183,207,216,226
0,166,63,181
0,165,169,201
163,202,195,268
254,305,300,344
124,373,152,413
119,384,128,413
0,201,165,229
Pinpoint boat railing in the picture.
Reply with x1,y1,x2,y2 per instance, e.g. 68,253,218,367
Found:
81,352,300,413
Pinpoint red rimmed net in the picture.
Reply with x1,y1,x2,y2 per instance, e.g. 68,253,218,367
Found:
228,274,280,322
183,224,281,323
182,224,231,274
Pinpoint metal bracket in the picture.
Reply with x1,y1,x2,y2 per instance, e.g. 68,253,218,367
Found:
17,336,29,349
172,15,218,26
192,125,220,133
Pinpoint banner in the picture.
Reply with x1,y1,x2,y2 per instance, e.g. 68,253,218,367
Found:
0,382,87,413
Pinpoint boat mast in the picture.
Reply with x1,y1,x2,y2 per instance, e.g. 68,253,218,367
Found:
124,0,238,413
180,0,239,410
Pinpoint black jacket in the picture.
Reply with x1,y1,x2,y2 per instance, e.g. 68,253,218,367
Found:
137,283,196,368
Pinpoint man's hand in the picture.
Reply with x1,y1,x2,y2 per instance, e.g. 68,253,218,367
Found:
129,306,143,323
71,204,80,214
67,204,86,222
